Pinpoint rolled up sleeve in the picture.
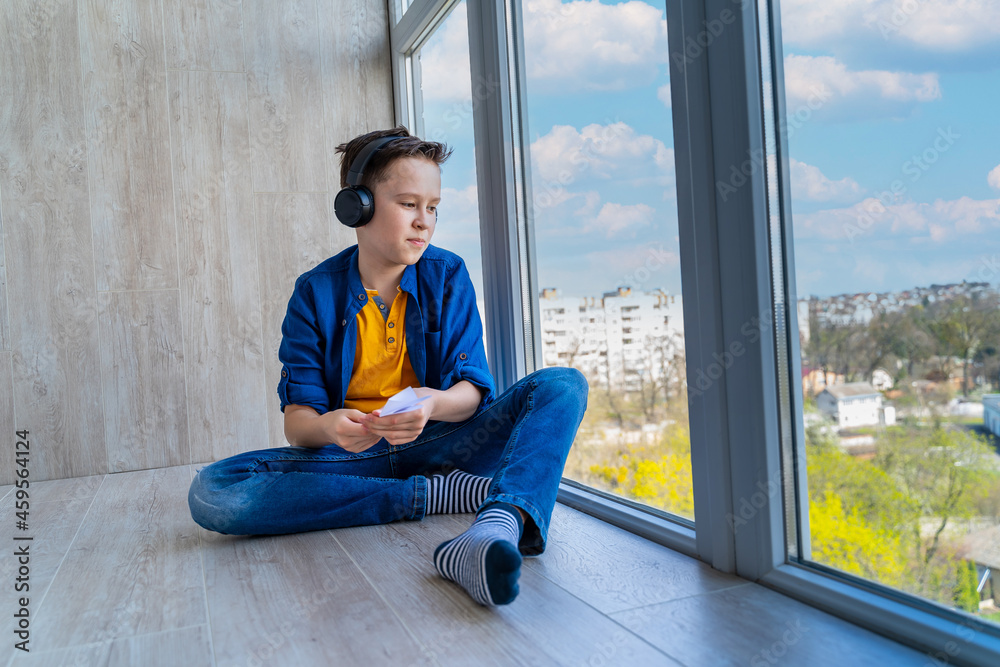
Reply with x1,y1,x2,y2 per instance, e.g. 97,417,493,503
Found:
277,277,330,414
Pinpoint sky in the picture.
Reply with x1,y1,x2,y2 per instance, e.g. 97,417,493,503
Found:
415,0,1000,301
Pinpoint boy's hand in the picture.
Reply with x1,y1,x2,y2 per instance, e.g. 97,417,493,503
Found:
328,409,383,452
360,393,436,446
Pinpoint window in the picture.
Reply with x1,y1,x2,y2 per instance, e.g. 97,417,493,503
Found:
772,0,1000,632
405,0,490,358
390,0,1000,660
517,0,692,522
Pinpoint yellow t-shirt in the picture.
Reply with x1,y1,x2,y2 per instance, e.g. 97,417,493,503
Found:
343,286,421,413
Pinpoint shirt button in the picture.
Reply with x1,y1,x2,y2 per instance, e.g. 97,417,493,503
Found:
388,337,395,344
459,352,467,360
358,294,365,300
388,322,394,328
379,303,385,310
281,370,287,377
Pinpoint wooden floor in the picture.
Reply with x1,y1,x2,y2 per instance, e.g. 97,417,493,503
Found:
1,464,932,666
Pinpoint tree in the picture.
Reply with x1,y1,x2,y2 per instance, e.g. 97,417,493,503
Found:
875,425,995,582
925,295,998,396
893,306,935,381
954,560,981,613
808,492,909,589
588,422,694,519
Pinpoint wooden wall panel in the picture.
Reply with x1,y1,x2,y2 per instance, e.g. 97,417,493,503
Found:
320,0,395,194
0,0,107,481
161,0,245,72
254,193,333,448
168,71,269,463
0,353,12,485
0,0,394,478
80,0,178,291
0,203,9,351
99,290,188,472
244,0,328,193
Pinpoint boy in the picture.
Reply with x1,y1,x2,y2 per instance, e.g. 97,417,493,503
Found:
188,127,589,606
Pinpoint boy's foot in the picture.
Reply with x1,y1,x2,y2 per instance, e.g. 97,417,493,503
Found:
433,503,523,606
425,469,491,514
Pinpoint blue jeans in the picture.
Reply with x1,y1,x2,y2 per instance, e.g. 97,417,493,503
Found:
187,367,588,555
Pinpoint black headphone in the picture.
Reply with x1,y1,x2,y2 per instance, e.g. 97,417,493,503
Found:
334,135,404,228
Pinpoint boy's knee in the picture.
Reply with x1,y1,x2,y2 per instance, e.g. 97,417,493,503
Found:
187,472,240,535
542,366,589,395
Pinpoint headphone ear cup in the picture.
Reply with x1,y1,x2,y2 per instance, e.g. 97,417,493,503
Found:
335,186,375,228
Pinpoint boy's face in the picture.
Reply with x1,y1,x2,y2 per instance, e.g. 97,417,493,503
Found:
357,156,440,271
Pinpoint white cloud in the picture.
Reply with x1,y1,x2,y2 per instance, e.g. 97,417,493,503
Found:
418,3,473,103
434,185,481,245
588,202,655,238
530,122,674,189
796,196,1000,243
657,83,672,109
421,0,671,101
789,158,863,202
989,164,1000,190
783,54,940,121
780,0,1000,54
523,0,668,93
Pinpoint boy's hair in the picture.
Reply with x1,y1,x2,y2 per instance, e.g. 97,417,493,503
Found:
335,126,452,191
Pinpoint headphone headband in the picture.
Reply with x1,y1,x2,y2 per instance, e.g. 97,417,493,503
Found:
345,135,404,187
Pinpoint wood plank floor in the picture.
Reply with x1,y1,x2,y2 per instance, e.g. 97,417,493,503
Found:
0,465,933,666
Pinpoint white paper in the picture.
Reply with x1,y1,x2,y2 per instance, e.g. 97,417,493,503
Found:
378,386,430,416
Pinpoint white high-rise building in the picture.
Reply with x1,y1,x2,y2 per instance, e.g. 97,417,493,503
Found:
539,287,685,391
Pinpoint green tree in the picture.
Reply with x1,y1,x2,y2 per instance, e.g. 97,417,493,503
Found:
953,559,981,613
588,422,694,520
925,295,998,396
875,425,995,581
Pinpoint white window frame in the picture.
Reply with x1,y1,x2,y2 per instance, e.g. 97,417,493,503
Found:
389,0,1000,662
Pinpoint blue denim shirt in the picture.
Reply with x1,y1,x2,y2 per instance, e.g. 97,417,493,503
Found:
277,243,496,415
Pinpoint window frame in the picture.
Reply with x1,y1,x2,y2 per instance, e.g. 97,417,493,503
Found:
389,0,1000,662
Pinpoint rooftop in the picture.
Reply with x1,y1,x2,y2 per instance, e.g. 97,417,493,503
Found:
823,382,881,399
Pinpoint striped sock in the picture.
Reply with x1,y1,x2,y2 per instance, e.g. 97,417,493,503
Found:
425,469,492,514
433,504,523,606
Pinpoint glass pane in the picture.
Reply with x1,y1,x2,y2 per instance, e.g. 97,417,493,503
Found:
391,0,413,25
520,0,692,521
773,0,1000,624
412,0,490,357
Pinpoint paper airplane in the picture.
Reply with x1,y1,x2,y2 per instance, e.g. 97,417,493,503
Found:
378,386,430,416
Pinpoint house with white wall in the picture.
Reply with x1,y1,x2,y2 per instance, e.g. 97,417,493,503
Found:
817,382,893,429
